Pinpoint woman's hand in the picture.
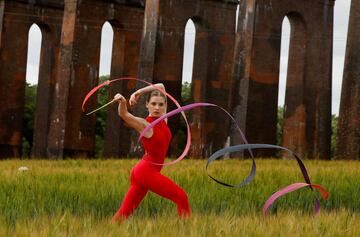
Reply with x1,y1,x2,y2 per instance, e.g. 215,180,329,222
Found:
114,93,126,103
129,91,141,106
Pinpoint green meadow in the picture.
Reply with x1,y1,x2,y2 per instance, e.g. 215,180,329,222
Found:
0,159,359,236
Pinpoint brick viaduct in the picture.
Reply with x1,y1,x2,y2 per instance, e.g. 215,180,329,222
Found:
0,0,358,159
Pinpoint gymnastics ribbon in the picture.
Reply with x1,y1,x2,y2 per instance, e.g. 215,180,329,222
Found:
142,104,329,214
206,143,328,215
82,77,191,166
206,144,310,187
83,77,329,215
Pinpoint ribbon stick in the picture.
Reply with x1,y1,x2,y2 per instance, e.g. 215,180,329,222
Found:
82,77,191,166
86,99,116,115
82,80,111,112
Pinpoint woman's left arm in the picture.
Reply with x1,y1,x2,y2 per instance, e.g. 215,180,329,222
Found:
129,83,165,106
129,83,168,123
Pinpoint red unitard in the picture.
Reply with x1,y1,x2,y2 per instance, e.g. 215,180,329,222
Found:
113,116,191,219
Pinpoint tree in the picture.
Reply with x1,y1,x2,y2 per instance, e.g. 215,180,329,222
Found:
173,82,192,154
94,75,109,158
21,81,339,159
331,114,338,158
277,106,284,147
21,76,109,158
22,83,37,158
181,82,192,104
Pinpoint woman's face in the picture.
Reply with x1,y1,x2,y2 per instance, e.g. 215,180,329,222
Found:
146,96,166,117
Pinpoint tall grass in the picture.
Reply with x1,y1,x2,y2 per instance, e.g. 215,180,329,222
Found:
0,159,359,236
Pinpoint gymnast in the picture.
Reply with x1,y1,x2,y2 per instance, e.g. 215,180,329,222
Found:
112,83,191,221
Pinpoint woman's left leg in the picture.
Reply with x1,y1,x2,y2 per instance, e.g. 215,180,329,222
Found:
145,172,191,217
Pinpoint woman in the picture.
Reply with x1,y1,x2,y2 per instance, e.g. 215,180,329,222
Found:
112,83,191,221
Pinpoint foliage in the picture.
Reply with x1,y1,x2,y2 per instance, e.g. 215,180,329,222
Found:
21,78,109,158
331,114,338,158
181,82,192,104
94,75,110,158
277,106,284,146
174,82,193,154
21,81,339,158
274,106,284,157
22,83,37,158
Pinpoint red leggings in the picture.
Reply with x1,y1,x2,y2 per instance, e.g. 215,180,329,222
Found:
113,161,191,219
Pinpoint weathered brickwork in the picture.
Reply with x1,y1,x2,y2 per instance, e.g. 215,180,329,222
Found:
231,0,334,159
1,0,355,160
336,0,360,160
133,0,237,158
0,0,63,157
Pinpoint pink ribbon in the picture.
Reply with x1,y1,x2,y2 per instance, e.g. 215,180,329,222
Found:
263,182,329,215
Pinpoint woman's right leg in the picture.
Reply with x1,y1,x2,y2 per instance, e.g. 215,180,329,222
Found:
112,182,148,220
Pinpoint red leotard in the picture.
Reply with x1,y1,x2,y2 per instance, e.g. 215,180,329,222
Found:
113,116,191,219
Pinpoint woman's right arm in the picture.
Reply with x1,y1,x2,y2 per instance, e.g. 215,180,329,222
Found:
114,93,153,138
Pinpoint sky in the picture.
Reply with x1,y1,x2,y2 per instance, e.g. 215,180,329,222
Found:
25,0,352,115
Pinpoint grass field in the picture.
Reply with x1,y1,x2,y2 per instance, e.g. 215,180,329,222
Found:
0,158,359,236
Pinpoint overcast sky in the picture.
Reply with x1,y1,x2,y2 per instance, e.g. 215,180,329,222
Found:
26,0,352,115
